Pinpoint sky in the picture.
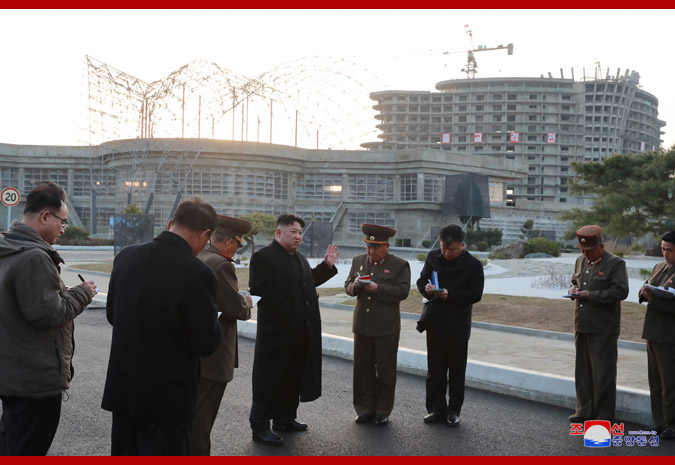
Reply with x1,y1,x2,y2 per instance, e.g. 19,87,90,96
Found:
1,9,675,149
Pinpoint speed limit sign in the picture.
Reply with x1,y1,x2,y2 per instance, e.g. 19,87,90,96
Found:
1,187,21,207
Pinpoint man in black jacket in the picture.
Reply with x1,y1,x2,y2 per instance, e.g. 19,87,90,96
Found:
416,224,484,427
101,198,223,456
248,214,338,446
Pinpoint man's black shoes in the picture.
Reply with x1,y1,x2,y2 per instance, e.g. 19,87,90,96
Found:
355,414,375,424
446,414,460,427
252,429,283,446
568,414,587,423
661,426,675,440
423,412,444,424
374,415,389,426
273,419,308,431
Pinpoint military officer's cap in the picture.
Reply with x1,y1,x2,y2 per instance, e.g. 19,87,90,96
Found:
576,224,603,250
361,223,396,246
216,215,254,246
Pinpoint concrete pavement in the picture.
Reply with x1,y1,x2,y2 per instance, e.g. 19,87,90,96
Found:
63,259,654,427
240,302,653,426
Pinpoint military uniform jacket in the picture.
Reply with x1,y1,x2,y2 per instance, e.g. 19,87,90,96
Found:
344,252,411,337
249,240,337,404
571,250,629,334
640,261,675,344
198,245,251,384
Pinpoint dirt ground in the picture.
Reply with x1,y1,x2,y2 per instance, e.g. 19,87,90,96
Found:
79,264,648,343
333,289,648,343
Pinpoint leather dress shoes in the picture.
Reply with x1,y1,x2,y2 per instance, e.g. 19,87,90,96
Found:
446,414,460,427
252,429,283,446
661,426,675,440
423,412,444,424
355,414,375,424
273,419,308,431
374,415,389,426
568,414,587,423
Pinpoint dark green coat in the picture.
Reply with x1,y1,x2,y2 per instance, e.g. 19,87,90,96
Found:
344,252,410,337
640,262,675,343
571,250,628,334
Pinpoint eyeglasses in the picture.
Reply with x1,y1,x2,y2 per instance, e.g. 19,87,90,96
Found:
42,211,69,229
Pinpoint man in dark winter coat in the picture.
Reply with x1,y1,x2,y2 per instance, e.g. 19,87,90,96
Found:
101,198,223,456
248,214,338,446
416,224,484,427
0,182,96,456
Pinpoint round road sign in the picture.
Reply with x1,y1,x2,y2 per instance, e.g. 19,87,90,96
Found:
1,187,21,207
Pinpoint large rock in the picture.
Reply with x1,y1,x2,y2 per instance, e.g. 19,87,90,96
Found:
489,240,529,259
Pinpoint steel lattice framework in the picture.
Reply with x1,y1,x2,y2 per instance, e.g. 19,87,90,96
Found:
82,55,381,150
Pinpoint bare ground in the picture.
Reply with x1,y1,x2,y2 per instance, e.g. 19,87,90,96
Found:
75,264,648,342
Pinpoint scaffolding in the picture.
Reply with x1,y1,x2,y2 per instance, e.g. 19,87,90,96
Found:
81,55,381,150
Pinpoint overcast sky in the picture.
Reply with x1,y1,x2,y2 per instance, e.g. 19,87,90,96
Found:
1,9,674,148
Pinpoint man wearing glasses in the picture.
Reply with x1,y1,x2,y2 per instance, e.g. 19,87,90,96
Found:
0,181,97,456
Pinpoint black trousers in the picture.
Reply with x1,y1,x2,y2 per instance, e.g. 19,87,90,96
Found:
647,340,675,429
111,411,191,456
573,332,618,421
249,325,308,432
425,331,468,416
0,394,62,456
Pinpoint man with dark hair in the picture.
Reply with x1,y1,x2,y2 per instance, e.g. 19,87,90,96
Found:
248,213,338,446
567,224,628,424
0,182,97,455
416,224,483,427
345,223,410,426
102,197,223,455
640,230,675,439
190,215,254,456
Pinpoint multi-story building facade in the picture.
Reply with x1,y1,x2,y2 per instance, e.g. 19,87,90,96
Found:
362,71,665,208
0,139,527,248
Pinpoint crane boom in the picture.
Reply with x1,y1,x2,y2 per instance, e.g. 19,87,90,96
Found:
461,29,514,79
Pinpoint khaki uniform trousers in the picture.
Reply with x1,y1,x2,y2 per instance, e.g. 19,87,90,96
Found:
353,333,399,416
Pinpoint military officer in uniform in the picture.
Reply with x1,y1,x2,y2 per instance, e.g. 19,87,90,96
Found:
639,230,675,439
191,215,254,455
344,224,410,426
567,224,628,423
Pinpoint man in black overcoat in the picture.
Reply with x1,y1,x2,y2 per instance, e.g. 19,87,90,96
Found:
101,198,223,455
248,214,338,446
416,224,484,427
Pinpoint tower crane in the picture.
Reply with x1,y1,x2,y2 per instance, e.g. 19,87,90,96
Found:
459,29,513,79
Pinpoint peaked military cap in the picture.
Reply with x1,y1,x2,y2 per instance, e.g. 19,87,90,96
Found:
216,215,254,246
576,224,603,250
361,223,396,246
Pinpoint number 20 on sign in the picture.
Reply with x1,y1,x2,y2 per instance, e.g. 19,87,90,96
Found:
2,187,21,231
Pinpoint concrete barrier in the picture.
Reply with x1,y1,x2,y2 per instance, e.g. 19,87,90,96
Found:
237,319,652,426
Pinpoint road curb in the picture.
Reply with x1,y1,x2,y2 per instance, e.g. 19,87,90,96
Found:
238,319,652,426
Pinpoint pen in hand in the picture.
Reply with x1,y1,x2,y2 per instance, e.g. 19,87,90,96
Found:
78,273,99,295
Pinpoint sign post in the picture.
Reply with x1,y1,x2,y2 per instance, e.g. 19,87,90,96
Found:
1,187,21,231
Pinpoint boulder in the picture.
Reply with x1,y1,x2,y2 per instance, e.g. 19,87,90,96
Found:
489,240,529,259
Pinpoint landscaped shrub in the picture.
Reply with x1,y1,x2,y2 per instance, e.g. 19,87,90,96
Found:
526,237,560,257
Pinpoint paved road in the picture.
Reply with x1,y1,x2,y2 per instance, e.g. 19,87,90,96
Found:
10,309,669,456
